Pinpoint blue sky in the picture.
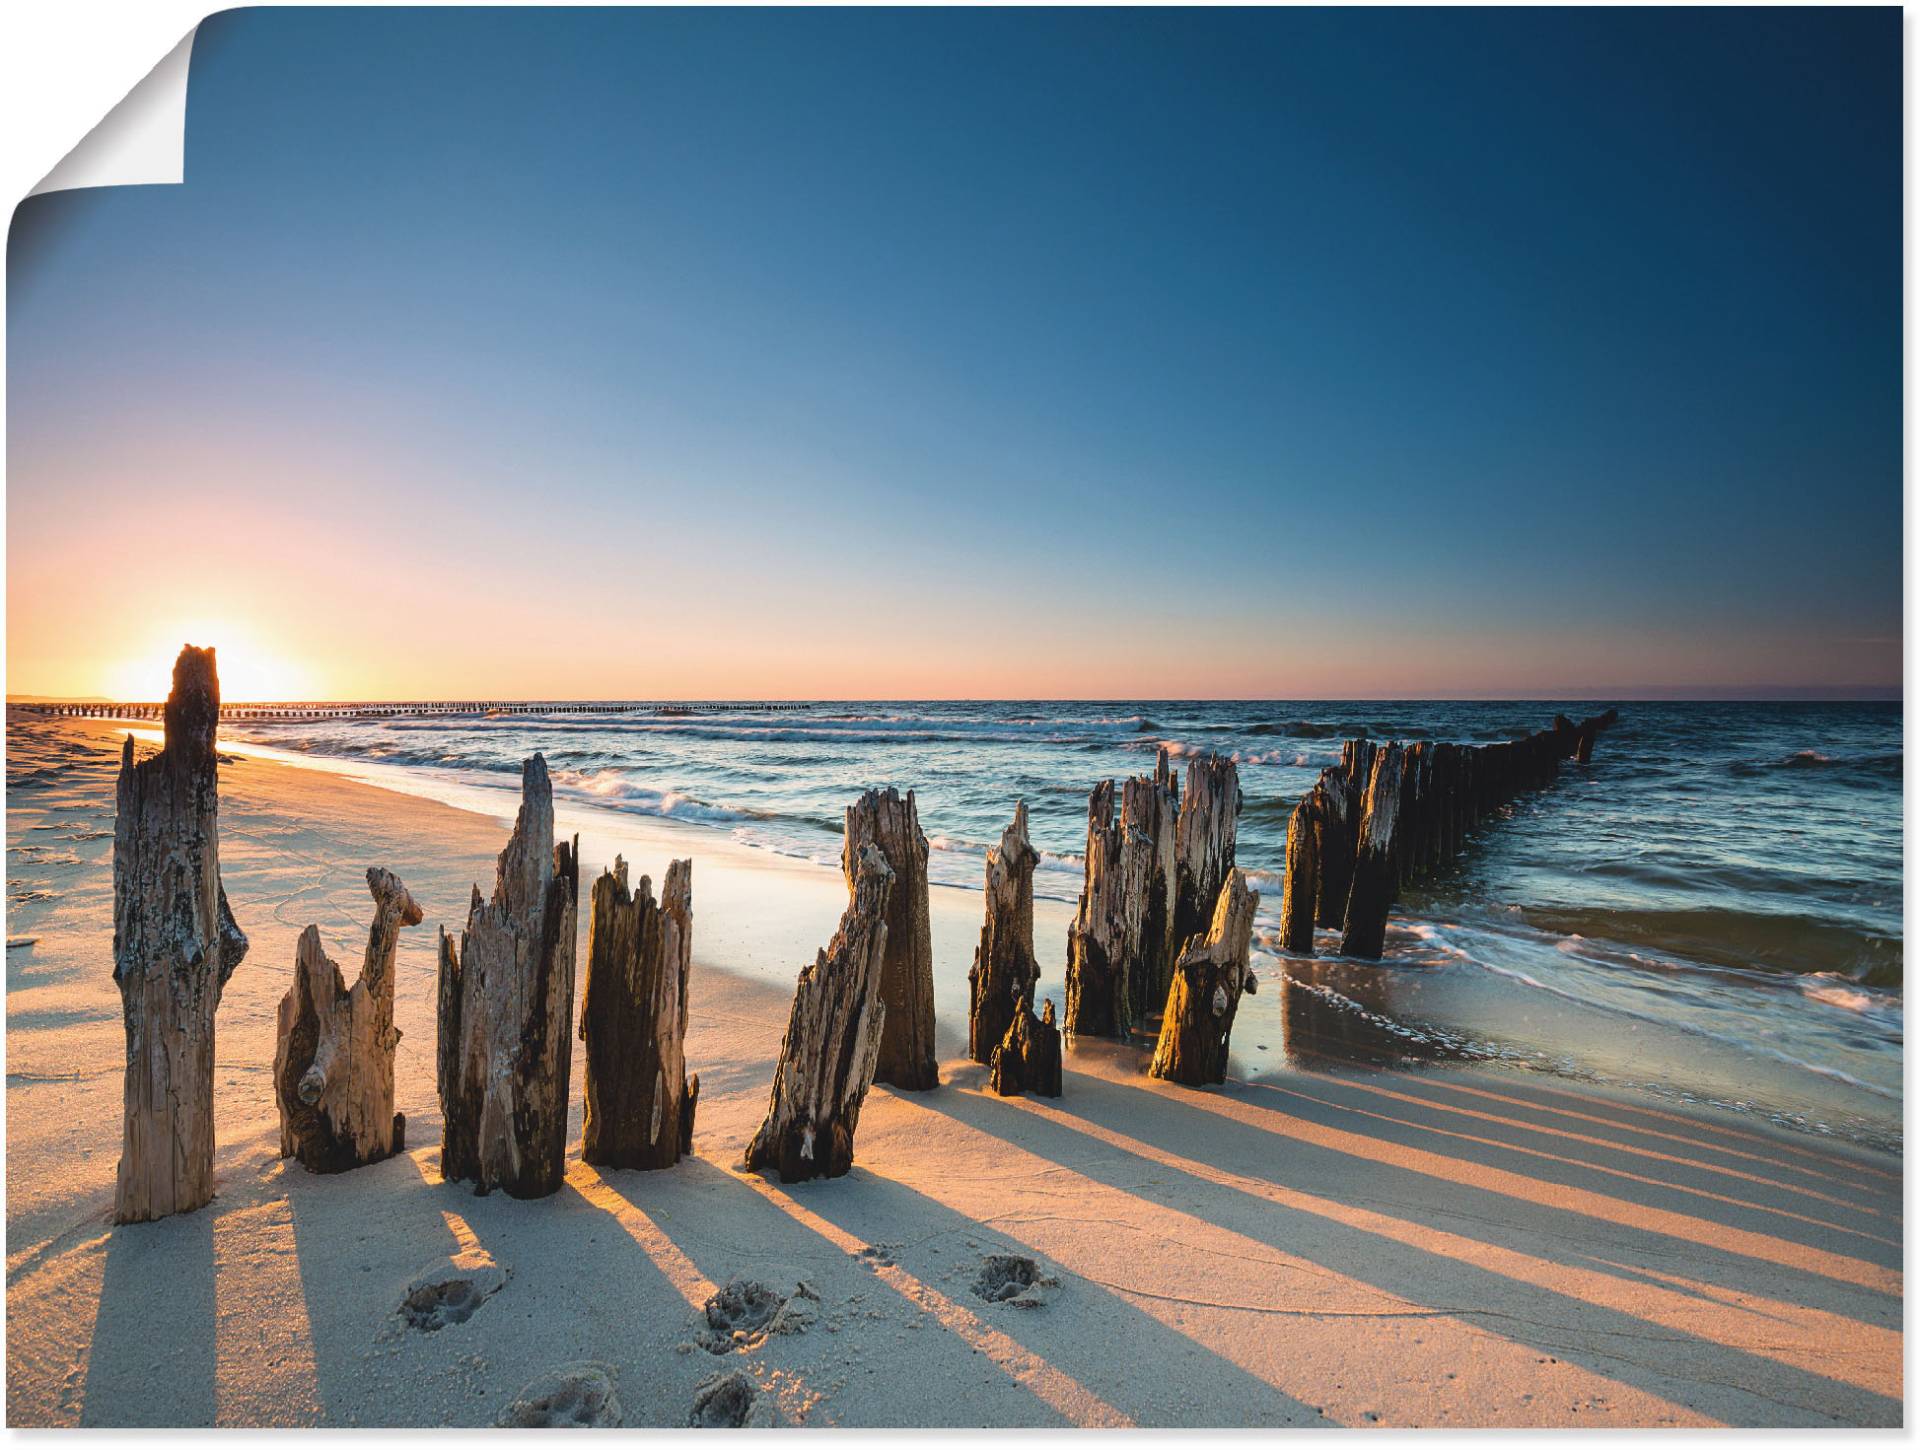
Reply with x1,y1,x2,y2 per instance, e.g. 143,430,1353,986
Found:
7,7,1901,699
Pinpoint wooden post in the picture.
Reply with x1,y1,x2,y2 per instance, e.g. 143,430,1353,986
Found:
274,867,422,1173
111,645,249,1222
1131,749,1181,1012
745,844,893,1182
1278,788,1321,954
1147,870,1259,1087
579,856,698,1171
1065,780,1135,1038
437,755,579,1198
844,788,938,1091
968,803,1041,1063
989,997,1063,1098
1066,754,1180,1040
1340,744,1404,960
1172,752,1239,965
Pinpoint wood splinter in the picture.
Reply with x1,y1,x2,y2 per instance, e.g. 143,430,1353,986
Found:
274,867,423,1173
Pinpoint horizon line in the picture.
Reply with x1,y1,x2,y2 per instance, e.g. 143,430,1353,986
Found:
9,688,1903,706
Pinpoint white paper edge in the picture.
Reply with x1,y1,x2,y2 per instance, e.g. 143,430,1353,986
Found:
28,26,196,197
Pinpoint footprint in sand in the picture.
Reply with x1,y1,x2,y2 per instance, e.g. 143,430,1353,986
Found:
398,1250,508,1332
972,1253,1059,1309
697,1278,819,1353
689,1371,756,1427
495,1362,622,1427
852,1242,898,1269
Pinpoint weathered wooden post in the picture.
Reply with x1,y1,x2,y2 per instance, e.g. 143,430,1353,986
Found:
1278,788,1321,954
1340,744,1404,960
968,803,1042,1063
989,997,1063,1098
111,645,249,1222
1066,779,1130,1037
746,844,893,1182
1148,870,1259,1086
274,867,422,1173
1066,754,1180,1039
437,755,579,1198
844,788,937,1091
1172,753,1239,964
579,856,698,1171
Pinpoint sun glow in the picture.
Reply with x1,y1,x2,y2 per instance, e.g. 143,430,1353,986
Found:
102,625,316,703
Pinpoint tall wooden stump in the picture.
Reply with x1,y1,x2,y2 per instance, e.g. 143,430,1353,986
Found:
968,803,1042,1063
438,755,579,1198
844,788,937,1091
1130,749,1180,1011
1340,745,1404,960
1278,789,1321,954
1065,780,1135,1038
1148,870,1259,1087
746,845,894,1182
1172,753,1239,963
1314,761,1361,929
1067,755,1180,1039
111,645,249,1223
580,856,697,1171
274,867,423,1173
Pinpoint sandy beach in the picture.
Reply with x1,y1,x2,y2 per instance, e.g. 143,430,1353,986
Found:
4,713,1901,1428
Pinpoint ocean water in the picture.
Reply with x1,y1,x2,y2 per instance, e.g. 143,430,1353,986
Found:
221,700,1904,1150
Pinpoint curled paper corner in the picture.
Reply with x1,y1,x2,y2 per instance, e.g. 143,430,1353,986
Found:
29,27,197,197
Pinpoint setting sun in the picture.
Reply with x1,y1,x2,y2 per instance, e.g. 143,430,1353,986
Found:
102,625,315,703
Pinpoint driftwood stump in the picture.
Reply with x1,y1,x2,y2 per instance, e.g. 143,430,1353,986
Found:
1340,745,1404,959
746,844,894,1183
844,788,937,1091
1277,789,1321,954
438,755,579,1198
274,867,423,1173
111,645,249,1223
580,856,697,1171
1172,753,1239,963
968,803,1042,1064
989,998,1063,1098
1148,870,1259,1087
1065,752,1177,1040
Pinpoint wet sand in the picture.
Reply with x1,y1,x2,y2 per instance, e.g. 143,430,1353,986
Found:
4,715,1901,1427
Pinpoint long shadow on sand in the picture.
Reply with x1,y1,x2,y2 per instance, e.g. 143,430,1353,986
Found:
1235,1072,1902,1260
599,1153,1328,1428
901,1068,1899,1429
82,1210,216,1426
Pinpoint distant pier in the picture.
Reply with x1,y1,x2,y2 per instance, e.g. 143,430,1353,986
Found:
19,700,816,723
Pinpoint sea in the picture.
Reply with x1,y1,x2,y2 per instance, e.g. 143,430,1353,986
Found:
218,700,1904,1152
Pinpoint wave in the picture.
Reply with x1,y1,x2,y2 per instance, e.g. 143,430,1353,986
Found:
548,767,753,825
1451,949,1901,1103
1518,903,1901,986
1729,749,1902,782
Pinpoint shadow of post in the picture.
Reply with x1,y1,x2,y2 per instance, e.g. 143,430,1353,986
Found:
81,1210,217,1426
898,1071,1900,1429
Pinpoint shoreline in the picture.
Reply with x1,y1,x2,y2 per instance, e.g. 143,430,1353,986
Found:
4,714,1903,1427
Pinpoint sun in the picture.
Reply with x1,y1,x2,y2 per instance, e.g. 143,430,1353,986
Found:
102,624,317,704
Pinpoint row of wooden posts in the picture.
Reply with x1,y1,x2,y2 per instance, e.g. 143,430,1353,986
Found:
1278,709,1619,959
108,645,1609,1224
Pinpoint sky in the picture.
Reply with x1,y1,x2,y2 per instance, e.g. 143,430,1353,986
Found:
6,7,1902,701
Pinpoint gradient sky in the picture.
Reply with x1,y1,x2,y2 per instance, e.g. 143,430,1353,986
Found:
7,7,1902,701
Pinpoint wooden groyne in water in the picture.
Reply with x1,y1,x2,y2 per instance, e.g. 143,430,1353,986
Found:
21,700,816,722
1278,710,1619,961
